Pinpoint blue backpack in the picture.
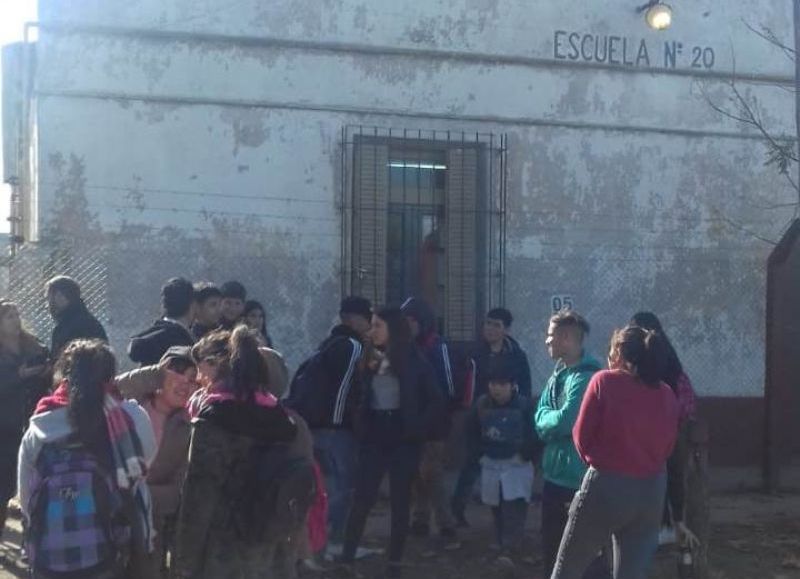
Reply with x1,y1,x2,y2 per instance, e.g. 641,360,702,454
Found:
27,437,132,578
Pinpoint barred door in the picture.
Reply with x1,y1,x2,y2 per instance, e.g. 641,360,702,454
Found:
342,127,506,342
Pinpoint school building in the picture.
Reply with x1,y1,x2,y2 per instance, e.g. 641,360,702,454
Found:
2,0,798,478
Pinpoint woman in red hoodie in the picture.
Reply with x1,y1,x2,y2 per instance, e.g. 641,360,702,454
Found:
550,325,679,579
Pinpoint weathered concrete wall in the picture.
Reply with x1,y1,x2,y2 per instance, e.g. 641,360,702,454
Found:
28,0,797,395
36,0,793,78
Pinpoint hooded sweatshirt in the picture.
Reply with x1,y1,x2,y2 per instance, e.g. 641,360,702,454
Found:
128,319,195,366
534,352,602,490
17,394,156,517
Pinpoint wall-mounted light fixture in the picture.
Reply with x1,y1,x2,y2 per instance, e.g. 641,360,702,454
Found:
637,1,672,30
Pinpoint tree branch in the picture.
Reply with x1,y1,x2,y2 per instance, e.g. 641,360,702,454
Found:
717,214,779,245
742,20,796,61
704,22,800,222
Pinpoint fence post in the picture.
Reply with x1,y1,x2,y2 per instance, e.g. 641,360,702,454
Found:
686,419,710,579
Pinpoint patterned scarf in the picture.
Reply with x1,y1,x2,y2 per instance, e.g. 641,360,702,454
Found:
102,394,147,490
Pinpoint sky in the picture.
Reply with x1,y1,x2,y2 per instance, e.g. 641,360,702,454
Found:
0,0,37,234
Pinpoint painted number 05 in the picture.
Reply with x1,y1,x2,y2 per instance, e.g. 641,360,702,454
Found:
552,296,574,313
691,46,715,69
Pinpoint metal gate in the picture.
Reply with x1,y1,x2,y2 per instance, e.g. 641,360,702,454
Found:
341,126,506,342
764,218,800,490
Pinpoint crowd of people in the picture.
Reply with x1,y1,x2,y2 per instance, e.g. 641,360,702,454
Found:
0,273,699,579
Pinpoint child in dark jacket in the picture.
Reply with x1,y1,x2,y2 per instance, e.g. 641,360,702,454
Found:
466,365,540,567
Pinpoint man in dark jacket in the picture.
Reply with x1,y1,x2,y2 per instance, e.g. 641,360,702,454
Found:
219,280,247,330
191,282,222,340
452,308,533,526
474,308,532,399
46,276,108,356
401,297,462,547
286,296,372,552
128,277,195,366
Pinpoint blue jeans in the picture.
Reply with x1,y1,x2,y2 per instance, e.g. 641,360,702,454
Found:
551,468,666,579
312,429,358,540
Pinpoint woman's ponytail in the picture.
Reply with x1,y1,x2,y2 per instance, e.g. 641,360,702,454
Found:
229,325,270,400
611,325,667,386
639,330,667,385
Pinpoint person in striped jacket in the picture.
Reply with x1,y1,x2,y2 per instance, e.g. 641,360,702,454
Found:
401,297,465,550
287,296,372,557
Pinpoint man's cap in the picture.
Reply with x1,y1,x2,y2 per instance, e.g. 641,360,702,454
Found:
220,281,247,300
340,296,372,320
160,345,195,366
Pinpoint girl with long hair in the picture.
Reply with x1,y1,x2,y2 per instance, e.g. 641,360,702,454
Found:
243,300,274,349
18,340,156,579
171,326,299,579
340,307,444,578
0,300,49,536
630,312,699,548
551,326,679,579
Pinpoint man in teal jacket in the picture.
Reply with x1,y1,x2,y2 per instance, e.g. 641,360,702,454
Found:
535,310,608,578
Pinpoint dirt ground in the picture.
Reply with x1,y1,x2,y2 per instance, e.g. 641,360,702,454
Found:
2,492,799,579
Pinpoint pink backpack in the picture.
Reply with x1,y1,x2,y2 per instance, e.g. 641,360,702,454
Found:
306,461,328,553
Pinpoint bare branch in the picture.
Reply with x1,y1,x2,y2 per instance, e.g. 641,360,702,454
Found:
717,214,779,245
783,170,800,196
704,25,800,214
742,19,796,61
699,79,798,163
746,199,799,210
772,84,797,94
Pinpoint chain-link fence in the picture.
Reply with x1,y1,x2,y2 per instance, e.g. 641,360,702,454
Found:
3,238,765,398
3,239,339,372
509,249,766,400
6,243,110,348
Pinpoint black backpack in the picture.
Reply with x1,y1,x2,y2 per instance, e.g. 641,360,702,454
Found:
227,445,316,545
286,336,354,427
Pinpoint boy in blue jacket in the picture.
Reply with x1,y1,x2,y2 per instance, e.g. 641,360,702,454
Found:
467,364,539,568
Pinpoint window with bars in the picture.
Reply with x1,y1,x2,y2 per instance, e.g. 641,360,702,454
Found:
341,127,506,343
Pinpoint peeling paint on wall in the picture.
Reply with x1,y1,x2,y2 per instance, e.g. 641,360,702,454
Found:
25,0,798,394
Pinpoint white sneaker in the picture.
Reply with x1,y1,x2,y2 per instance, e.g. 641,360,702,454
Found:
658,526,677,545
355,546,383,559
324,543,383,562
299,558,326,573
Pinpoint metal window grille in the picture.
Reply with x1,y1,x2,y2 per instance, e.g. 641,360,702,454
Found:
341,126,507,342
